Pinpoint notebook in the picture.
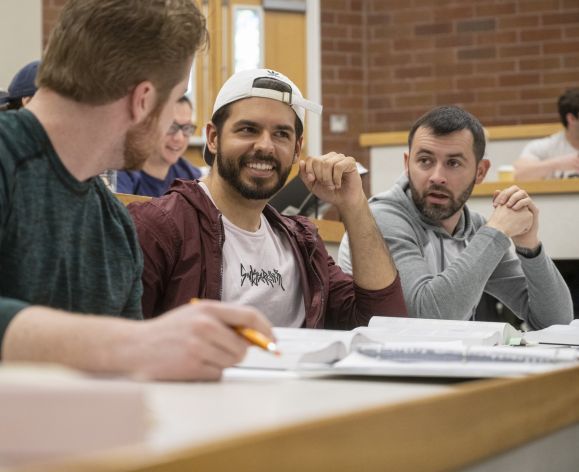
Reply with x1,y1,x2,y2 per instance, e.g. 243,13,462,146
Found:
236,317,578,379
328,343,577,379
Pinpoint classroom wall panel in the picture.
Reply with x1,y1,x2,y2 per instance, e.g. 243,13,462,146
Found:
0,1,42,89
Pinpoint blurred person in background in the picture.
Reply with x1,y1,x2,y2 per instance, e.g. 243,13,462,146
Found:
0,61,40,111
117,96,202,197
514,88,579,180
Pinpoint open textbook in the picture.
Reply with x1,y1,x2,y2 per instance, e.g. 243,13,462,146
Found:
237,317,578,378
524,319,579,346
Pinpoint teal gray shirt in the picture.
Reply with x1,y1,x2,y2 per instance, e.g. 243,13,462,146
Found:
338,175,573,329
0,109,143,350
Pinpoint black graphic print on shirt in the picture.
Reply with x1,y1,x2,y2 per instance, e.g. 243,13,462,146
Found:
240,263,285,291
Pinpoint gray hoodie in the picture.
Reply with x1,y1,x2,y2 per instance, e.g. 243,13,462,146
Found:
338,175,572,329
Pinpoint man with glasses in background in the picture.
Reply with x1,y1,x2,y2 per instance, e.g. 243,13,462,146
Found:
117,96,202,197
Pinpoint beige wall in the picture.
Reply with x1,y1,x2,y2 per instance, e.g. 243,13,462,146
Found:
0,0,42,89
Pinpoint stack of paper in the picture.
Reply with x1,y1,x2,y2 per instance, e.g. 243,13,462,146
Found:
365,316,524,346
524,319,579,346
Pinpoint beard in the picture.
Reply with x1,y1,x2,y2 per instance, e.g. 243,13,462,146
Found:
408,174,475,222
122,112,162,171
215,148,293,200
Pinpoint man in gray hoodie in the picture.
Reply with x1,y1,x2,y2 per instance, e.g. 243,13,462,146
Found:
338,106,572,328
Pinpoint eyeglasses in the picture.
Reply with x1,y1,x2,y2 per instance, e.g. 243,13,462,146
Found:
167,122,197,137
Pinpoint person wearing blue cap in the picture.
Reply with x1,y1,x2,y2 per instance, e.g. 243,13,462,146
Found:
0,61,40,110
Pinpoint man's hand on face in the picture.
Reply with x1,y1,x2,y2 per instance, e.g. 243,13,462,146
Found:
298,153,366,214
486,185,540,249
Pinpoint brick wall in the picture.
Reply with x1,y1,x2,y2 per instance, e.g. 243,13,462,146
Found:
42,0,67,46
42,1,579,169
320,0,368,163
321,0,579,165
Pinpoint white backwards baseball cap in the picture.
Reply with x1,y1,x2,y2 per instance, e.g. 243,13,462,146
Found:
204,68,322,165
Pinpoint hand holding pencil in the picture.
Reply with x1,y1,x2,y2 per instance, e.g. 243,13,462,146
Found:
132,299,275,381
190,299,279,355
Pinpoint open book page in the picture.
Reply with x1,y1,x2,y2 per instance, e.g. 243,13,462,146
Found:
322,343,579,379
524,319,579,346
236,325,578,378
237,327,372,370
365,316,523,346
238,317,525,370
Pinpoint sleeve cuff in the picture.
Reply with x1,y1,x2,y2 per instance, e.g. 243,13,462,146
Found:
0,299,30,356
515,243,542,259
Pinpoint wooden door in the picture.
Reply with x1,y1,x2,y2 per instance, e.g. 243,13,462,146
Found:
188,1,307,171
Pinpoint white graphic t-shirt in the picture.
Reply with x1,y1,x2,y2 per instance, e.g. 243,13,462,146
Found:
520,131,579,179
199,183,306,327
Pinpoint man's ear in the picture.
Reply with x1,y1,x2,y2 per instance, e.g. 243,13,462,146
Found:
476,158,490,184
293,136,304,163
129,81,156,124
206,122,218,154
403,152,410,175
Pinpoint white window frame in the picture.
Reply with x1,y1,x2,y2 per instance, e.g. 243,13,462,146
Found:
232,4,265,73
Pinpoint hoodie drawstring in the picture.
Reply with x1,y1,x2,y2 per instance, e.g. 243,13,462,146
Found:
439,236,445,272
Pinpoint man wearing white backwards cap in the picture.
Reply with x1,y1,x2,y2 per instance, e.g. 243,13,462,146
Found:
129,69,406,328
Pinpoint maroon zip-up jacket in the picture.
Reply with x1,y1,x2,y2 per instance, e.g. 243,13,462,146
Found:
128,180,407,329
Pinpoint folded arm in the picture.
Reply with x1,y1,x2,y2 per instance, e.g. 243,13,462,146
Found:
513,152,579,180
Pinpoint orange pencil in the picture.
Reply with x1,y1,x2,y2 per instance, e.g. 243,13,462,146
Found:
234,327,280,356
190,299,280,355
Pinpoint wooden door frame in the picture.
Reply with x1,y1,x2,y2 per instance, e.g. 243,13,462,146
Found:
194,0,321,159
